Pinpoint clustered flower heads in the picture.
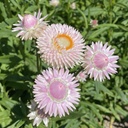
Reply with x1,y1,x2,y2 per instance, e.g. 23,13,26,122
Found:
12,9,119,127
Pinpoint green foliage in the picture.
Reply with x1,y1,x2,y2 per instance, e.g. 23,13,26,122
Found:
0,0,128,128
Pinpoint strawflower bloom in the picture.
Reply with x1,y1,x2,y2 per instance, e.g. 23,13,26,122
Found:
76,71,88,82
36,24,85,69
33,68,80,117
90,19,98,28
70,2,76,9
27,100,49,127
12,10,48,40
49,0,59,7
82,42,119,81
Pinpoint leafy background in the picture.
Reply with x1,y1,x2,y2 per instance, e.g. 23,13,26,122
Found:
0,0,128,128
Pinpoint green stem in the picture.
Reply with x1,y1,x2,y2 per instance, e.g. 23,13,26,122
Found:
34,40,41,73
77,8,88,29
35,0,39,6
36,51,41,73
4,0,12,17
109,116,114,128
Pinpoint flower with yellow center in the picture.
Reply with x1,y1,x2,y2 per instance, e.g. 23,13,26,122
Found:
36,24,85,69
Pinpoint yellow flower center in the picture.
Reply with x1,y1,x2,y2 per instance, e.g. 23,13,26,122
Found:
53,34,74,52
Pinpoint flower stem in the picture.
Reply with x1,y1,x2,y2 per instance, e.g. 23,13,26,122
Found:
4,0,12,17
77,8,88,29
36,51,41,73
34,40,41,73
109,116,114,128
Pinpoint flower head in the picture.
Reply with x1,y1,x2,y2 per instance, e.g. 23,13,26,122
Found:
82,42,119,81
76,71,88,82
49,0,59,7
12,10,48,40
33,68,80,117
90,19,98,28
36,24,85,69
27,100,49,127
70,2,76,9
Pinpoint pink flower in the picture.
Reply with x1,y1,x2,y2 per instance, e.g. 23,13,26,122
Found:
27,100,49,127
33,68,80,117
90,20,98,28
12,10,48,40
76,71,88,82
82,42,119,81
36,24,85,69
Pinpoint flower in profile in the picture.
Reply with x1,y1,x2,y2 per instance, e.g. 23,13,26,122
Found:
49,0,59,7
33,68,80,117
70,2,76,9
36,24,85,69
90,19,98,28
82,42,119,81
12,10,48,40
76,71,88,82
27,100,49,127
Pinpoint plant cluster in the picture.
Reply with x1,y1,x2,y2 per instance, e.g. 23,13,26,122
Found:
0,0,128,128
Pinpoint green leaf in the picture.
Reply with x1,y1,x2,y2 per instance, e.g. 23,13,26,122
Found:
0,29,13,38
0,73,7,80
5,17,18,25
0,110,12,127
0,54,21,64
25,53,37,72
0,98,18,110
0,2,7,18
88,27,109,39
110,105,120,121
97,24,119,29
114,87,128,103
7,120,25,128
94,81,114,97
120,57,128,68
115,105,128,117
15,120,25,128
85,7,106,16
95,104,111,114
10,0,21,10
82,102,103,121
0,21,8,29
24,124,33,128
25,5,38,13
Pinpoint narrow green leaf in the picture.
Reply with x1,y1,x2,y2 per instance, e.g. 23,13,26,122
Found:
88,27,109,39
0,55,21,64
0,2,7,18
96,104,111,114
0,73,7,80
10,0,21,10
94,81,114,97
114,87,128,103
110,105,120,121
115,105,128,117
82,102,103,121
0,98,18,110
85,7,106,16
